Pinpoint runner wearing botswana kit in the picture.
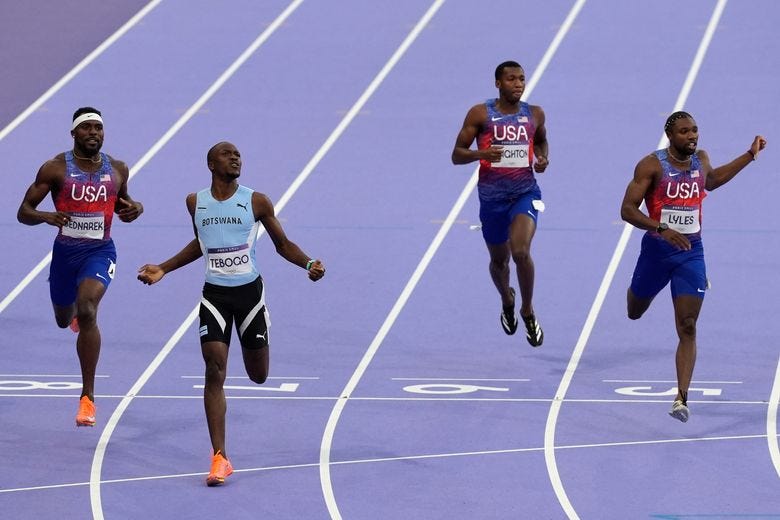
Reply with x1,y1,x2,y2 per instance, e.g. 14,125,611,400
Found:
137,141,325,486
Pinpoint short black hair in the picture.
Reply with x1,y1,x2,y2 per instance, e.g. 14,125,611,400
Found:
664,111,693,134
207,141,230,164
495,61,523,80
72,106,101,121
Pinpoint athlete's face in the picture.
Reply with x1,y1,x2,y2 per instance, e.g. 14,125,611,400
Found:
496,67,525,103
667,117,699,157
71,120,104,155
209,143,242,178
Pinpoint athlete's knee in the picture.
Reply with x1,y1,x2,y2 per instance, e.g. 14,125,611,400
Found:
75,301,98,328
626,289,650,320
204,358,227,384
248,371,268,385
677,316,697,338
489,256,510,270
243,347,269,384
627,302,646,320
55,316,72,328
75,311,97,329
627,308,644,320
510,244,531,265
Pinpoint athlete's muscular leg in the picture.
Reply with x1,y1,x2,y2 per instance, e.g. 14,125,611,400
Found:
242,346,269,384
671,294,703,402
53,303,77,328
74,278,107,401
508,214,537,317
202,340,229,457
626,288,655,320
485,242,514,308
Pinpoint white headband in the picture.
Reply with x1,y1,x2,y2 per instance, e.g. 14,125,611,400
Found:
71,113,103,131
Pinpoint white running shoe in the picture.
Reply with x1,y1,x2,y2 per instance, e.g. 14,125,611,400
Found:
669,399,690,423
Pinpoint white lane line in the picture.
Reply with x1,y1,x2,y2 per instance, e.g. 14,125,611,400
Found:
391,377,531,382
318,1,584,518
317,2,451,517
88,2,307,518
0,252,52,315
0,374,109,378
0,394,771,405
603,379,742,384
180,375,320,380
0,0,163,143
543,2,729,519
767,353,780,478
5,431,773,496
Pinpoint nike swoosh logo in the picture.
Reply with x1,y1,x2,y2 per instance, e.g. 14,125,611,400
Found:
669,172,681,177
96,273,107,281
491,116,503,121
697,288,706,293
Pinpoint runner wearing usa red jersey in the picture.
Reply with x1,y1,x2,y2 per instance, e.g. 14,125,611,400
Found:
18,107,143,427
452,60,549,347
56,149,118,244
621,111,767,423
631,148,708,302
476,99,539,202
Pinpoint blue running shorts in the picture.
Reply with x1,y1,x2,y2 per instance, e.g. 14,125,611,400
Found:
479,186,543,245
630,233,707,300
49,239,117,306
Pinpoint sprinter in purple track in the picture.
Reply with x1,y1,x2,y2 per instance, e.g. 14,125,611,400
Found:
17,106,144,428
137,141,325,486
621,111,766,423
451,60,549,347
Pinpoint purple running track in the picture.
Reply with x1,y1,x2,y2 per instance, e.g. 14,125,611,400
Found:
1,1,779,519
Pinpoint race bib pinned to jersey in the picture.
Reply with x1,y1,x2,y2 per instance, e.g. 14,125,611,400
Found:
492,144,530,168
660,206,700,234
207,244,252,276
61,212,105,240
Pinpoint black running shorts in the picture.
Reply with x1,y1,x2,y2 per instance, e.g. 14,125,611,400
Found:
199,277,270,349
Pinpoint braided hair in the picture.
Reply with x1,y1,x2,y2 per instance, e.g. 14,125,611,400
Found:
664,111,693,134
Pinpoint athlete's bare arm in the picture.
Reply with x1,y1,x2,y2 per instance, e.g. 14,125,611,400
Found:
531,105,549,173
451,104,502,164
620,154,691,250
703,135,767,191
253,192,325,281
111,158,143,222
17,157,71,227
137,193,202,285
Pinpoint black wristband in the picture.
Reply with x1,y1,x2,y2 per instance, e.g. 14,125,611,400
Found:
747,149,756,161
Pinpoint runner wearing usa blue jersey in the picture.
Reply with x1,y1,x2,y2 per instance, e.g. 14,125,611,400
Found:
621,111,767,423
137,141,325,486
452,60,549,347
17,106,143,428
